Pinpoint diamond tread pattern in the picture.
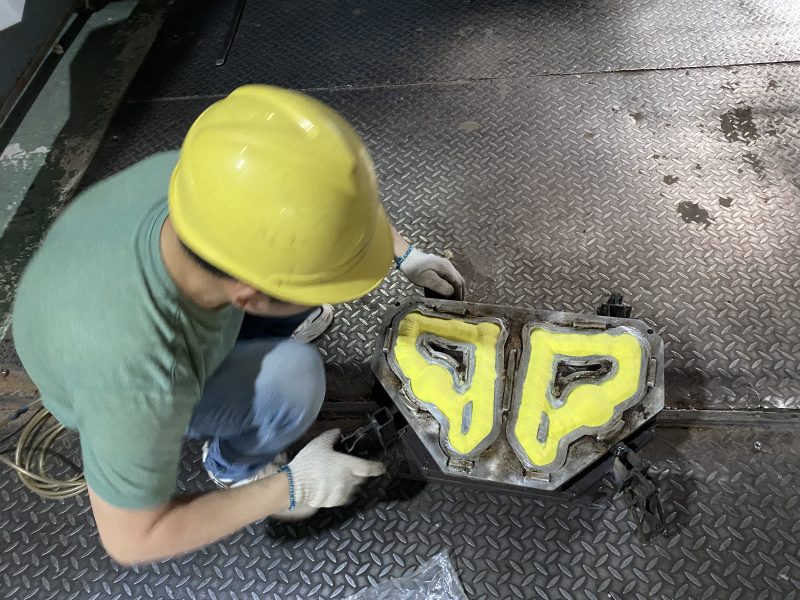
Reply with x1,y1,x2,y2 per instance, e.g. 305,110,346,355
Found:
5,2,800,597
2,426,799,599
83,63,800,410
125,0,800,98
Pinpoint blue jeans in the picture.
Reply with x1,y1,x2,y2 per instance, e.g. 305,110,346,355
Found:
188,312,325,481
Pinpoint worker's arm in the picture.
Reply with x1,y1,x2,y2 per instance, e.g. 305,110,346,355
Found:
390,225,466,299
90,473,290,566
391,226,411,257
90,429,383,566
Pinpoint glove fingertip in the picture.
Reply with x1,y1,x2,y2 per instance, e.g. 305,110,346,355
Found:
431,280,455,297
354,460,387,478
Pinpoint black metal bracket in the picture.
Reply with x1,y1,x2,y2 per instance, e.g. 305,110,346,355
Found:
608,442,667,542
335,406,404,460
336,402,664,516
597,292,632,319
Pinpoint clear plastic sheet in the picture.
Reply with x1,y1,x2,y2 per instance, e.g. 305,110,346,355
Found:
344,552,468,600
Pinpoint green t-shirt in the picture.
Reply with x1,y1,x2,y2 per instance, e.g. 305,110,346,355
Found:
12,151,244,509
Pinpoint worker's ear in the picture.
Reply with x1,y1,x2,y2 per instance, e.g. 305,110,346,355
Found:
226,282,309,317
227,282,260,311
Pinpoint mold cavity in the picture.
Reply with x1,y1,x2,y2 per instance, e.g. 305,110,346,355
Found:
424,339,470,382
552,359,614,399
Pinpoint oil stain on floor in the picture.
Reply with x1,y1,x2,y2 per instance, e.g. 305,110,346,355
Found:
720,105,759,144
677,201,713,228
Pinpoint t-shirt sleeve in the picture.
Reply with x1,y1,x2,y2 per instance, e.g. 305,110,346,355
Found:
78,393,192,510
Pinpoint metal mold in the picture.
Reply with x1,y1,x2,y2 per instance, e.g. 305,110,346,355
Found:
415,334,476,394
373,298,665,491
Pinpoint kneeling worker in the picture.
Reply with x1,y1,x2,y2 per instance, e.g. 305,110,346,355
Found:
12,85,465,565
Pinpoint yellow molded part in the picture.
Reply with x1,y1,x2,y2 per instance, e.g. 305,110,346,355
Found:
514,328,644,468
393,312,502,455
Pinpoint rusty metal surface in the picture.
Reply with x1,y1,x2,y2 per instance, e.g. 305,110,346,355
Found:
0,0,168,324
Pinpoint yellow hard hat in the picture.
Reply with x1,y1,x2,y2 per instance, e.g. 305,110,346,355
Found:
169,85,393,305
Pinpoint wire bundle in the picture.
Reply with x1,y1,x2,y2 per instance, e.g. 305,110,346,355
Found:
0,401,86,499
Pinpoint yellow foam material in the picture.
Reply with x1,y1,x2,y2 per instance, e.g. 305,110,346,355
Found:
393,312,501,455
514,328,643,468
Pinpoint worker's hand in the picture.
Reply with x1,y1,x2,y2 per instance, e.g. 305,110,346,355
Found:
398,247,466,300
287,429,385,509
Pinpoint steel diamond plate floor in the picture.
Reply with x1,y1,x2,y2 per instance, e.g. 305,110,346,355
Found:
82,62,800,411
2,425,799,599
125,0,800,98
3,0,800,597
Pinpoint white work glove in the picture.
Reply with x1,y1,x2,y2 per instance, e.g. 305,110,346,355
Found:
287,429,385,509
398,247,466,300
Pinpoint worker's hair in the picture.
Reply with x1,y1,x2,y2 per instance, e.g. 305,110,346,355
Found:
179,240,232,280
178,240,295,307
178,240,289,305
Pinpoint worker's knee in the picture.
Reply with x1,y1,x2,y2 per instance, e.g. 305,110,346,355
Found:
253,339,326,422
